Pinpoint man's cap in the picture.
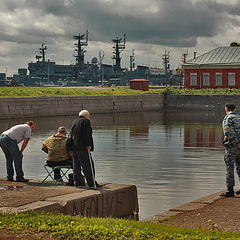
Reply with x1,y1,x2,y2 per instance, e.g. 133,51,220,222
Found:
57,126,67,133
225,103,236,109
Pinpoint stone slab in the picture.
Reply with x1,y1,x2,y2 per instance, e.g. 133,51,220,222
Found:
0,179,86,208
143,191,226,224
170,202,208,212
0,201,61,213
191,191,223,204
143,211,182,223
0,179,139,219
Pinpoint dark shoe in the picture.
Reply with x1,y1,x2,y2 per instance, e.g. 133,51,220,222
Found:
236,190,240,195
89,182,103,189
7,178,14,181
74,184,86,187
68,173,74,185
16,178,29,183
96,182,103,188
54,175,63,182
66,182,74,186
56,178,63,182
220,191,234,197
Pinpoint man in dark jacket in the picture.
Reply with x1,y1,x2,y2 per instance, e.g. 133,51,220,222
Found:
69,110,102,189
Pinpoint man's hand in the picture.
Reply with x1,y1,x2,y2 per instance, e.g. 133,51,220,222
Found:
86,146,91,151
20,138,30,153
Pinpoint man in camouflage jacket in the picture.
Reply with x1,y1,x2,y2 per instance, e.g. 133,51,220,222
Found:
42,126,74,181
221,103,240,197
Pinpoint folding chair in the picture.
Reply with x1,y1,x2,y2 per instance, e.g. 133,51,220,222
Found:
41,164,72,183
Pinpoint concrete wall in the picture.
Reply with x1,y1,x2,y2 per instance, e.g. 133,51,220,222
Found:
0,94,239,119
164,94,240,111
0,94,164,119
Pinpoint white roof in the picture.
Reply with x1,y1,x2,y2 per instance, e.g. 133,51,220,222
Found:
185,47,240,65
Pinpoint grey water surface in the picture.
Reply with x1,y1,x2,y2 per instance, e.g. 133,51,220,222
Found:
0,110,228,219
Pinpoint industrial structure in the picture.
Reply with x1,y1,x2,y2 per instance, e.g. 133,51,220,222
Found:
183,47,240,89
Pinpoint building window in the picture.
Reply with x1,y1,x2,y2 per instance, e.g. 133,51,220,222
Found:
203,73,210,86
228,73,235,86
190,73,197,86
215,73,222,86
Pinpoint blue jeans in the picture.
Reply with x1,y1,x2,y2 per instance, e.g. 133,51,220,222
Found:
0,135,24,180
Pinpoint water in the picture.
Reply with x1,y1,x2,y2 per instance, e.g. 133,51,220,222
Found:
0,110,229,219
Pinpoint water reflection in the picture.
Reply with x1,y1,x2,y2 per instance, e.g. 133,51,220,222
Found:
0,110,227,219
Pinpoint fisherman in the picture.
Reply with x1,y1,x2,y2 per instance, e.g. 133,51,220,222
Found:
68,110,102,189
0,121,36,182
42,126,78,183
221,103,240,197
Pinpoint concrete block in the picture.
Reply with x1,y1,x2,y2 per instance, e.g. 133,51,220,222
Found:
0,207,16,213
192,191,223,204
46,191,101,217
98,184,139,218
0,201,61,213
170,202,208,212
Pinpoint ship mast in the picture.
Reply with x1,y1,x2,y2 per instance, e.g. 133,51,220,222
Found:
130,49,135,72
162,50,170,85
112,34,126,72
36,44,47,63
73,30,89,72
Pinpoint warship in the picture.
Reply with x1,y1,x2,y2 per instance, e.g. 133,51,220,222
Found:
0,31,183,87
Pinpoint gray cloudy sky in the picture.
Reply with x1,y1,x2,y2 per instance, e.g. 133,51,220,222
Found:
0,0,239,74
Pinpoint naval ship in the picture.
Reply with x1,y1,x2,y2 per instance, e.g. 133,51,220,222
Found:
1,31,183,87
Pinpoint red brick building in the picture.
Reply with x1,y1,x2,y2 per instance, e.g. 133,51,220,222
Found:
183,47,240,89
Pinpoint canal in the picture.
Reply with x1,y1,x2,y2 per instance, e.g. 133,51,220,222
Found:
0,110,228,219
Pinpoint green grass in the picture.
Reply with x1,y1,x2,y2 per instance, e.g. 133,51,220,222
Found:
1,86,240,97
161,87,240,95
1,212,240,240
0,87,161,97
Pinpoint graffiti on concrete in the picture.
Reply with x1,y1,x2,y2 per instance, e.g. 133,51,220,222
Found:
65,189,137,218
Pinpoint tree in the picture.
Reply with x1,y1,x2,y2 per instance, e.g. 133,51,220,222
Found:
230,42,240,47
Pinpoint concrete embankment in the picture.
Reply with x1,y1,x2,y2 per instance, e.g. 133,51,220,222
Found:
165,94,240,111
0,179,139,219
1,93,240,119
143,190,240,232
143,191,223,223
0,94,164,119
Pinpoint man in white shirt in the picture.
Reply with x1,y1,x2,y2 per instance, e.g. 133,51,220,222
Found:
0,121,36,182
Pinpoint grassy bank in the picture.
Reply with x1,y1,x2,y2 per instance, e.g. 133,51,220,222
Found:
0,87,161,97
1,86,240,97
163,87,240,95
1,212,240,240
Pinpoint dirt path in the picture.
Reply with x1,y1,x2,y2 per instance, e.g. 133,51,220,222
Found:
163,197,240,232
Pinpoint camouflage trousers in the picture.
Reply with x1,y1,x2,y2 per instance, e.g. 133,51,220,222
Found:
224,143,240,188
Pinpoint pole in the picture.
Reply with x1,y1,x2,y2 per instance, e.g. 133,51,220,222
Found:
48,60,50,84
101,65,104,86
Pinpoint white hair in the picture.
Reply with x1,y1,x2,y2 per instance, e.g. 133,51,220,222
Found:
79,110,90,117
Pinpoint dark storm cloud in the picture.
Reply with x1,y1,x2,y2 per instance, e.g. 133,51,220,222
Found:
0,0,239,47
